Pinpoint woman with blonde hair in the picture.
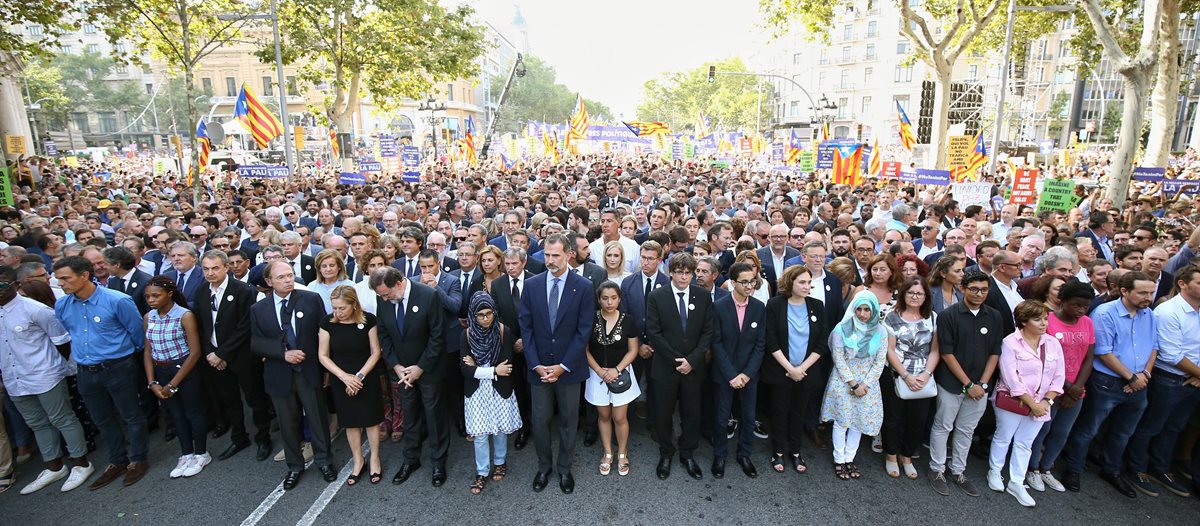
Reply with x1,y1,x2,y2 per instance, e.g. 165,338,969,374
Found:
602,240,631,283
378,235,401,262
725,249,770,303
477,245,505,293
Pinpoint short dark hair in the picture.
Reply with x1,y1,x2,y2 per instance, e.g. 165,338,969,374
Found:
667,252,697,273
52,255,93,279
962,269,990,288
102,246,137,271
728,262,755,282
1119,270,1151,291
1059,279,1096,303
1087,211,1111,230
1115,244,1142,262
595,281,621,302
1014,300,1050,328
895,277,932,318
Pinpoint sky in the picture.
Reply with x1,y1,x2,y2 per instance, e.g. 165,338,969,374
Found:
470,0,775,119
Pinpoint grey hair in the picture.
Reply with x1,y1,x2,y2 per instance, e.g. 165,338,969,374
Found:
1036,246,1077,273
503,247,527,262
891,204,910,222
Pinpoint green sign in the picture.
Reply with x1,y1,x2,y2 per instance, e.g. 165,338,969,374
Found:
710,159,730,169
684,143,695,159
1036,178,1076,212
0,166,12,207
798,150,816,172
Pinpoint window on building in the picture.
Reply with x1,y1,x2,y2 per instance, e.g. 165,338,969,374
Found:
226,77,237,97
115,64,127,74
789,101,800,117
60,45,72,54
145,83,154,96
861,96,872,114
840,70,849,88
72,113,90,133
86,44,100,54
968,65,978,81
201,78,213,95
894,65,913,82
838,98,849,118
818,71,827,89
262,77,273,97
793,53,802,65
864,67,873,84
867,21,878,38
446,83,455,101
844,25,853,40
98,112,118,133
897,40,908,54
83,24,97,34
115,43,127,54
28,25,43,36
819,49,829,65
842,46,851,62
865,44,876,59
894,95,911,111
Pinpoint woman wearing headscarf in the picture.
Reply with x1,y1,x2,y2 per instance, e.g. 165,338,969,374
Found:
821,290,894,480
459,293,521,495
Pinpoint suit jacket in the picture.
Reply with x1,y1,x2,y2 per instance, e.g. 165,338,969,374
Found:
573,263,607,297
450,267,485,319
391,254,423,278
619,271,670,340
194,277,257,367
1154,271,1175,303
162,266,205,308
761,295,830,385
376,280,446,378
428,271,463,353
912,239,943,255
983,276,1017,336
488,235,509,251
441,256,460,274
757,246,800,296
491,271,533,341
710,295,767,383
699,285,732,304
524,257,546,275
923,251,977,269
518,270,594,385
282,255,317,285
108,269,152,315
142,249,168,276
816,271,847,325
344,256,359,282
459,328,517,398
645,284,715,379
249,289,327,397
718,249,735,275
298,216,318,232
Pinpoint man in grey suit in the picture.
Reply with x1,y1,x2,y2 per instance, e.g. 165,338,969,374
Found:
416,249,466,436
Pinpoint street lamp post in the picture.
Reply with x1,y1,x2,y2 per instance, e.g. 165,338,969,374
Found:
218,0,293,173
26,98,48,156
418,98,446,154
713,70,836,133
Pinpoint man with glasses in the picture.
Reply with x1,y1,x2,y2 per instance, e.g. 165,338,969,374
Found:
985,251,1021,335
1131,226,1158,252
209,234,232,254
709,262,766,479
915,219,944,259
163,241,205,306
756,224,798,296
787,227,807,251
927,270,1003,497
189,226,210,253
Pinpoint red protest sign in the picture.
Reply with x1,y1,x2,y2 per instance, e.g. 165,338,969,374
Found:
1010,168,1039,205
882,161,901,178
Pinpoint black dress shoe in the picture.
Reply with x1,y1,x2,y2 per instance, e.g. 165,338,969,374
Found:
656,457,672,480
320,464,337,483
559,472,575,494
217,440,250,461
711,458,726,479
210,423,230,439
164,427,177,442
255,441,273,462
583,429,598,447
1100,471,1137,498
392,462,421,485
431,464,447,487
283,470,302,491
514,429,529,450
1063,470,1081,492
681,458,703,480
532,470,551,492
737,456,758,478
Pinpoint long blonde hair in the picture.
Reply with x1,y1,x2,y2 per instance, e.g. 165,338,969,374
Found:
329,285,366,324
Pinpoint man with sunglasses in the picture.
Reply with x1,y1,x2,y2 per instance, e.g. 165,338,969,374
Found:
914,218,944,259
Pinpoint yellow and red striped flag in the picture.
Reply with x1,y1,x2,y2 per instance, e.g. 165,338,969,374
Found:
868,138,881,176
329,128,340,158
234,83,284,149
951,131,988,182
622,121,671,137
832,142,865,186
897,101,916,151
565,95,589,154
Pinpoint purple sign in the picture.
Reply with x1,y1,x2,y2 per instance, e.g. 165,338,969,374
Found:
916,168,951,186
1133,166,1165,182
338,172,367,185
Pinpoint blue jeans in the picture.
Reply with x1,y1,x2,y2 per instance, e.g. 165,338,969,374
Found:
713,380,757,460
473,433,509,476
1028,392,1085,471
76,355,150,465
1064,372,1148,475
1125,371,1200,475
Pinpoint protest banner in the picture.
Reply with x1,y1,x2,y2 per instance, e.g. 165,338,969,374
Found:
0,166,12,206
915,168,950,186
339,172,367,185
1010,168,1039,205
237,165,290,179
881,161,900,178
1036,178,1077,212
952,182,992,209
946,135,972,167
1132,167,1165,182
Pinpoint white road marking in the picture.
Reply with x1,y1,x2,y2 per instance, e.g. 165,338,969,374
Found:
239,442,368,526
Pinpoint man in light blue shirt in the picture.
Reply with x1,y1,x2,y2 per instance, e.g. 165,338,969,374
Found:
1125,266,1200,497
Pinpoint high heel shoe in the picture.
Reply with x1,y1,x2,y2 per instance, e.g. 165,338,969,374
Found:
347,466,365,486
617,454,630,477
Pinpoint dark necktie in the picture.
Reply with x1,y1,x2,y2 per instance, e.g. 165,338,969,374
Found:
280,298,297,349
177,271,185,289
462,270,471,297
549,277,561,327
677,292,688,331
512,278,520,301
394,298,406,336
407,259,416,277
111,276,125,294
645,277,652,301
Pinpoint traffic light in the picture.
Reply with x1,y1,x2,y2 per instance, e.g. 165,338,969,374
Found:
917,80,935,144
708,66,716,83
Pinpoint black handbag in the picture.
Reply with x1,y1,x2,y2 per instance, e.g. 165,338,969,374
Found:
607,369,633,394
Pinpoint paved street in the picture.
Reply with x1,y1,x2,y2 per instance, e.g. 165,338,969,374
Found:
3,421,1197,525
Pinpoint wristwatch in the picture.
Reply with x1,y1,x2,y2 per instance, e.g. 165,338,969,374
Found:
355,372,366,381
980,383,989,391
1047,398,1056,406
148,381,160,389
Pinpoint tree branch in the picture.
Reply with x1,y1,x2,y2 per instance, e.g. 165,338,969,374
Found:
949,0,1005,63
1076,0,1133,66
130,2,185,65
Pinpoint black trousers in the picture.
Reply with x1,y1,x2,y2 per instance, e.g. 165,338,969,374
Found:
510,350,532,426
400,376,449,465
530,381,581,473
713,379,758,460
880,373,934,457
653,371,703,459
768,377,819,455
271,371,331,471
212,359,273,445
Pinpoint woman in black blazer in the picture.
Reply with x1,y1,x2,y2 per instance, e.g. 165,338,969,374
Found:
762,265,829,475
458,293,520,495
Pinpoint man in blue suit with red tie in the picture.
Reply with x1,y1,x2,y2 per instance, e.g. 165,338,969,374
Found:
518,234,594,495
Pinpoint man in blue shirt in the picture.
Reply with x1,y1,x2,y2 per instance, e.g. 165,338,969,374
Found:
1124,265,1200,497
1062,271,1159,498
52,256,149,490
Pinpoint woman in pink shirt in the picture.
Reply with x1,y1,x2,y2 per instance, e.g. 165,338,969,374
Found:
987,300,1065,507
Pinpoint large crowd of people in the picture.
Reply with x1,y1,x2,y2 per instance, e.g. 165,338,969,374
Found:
0,148,1199,512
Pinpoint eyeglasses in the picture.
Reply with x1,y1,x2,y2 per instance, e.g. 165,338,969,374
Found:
0,281,13,289
734,279,757,288
474,311,494,320
921,225,936,231
190,234,205,239
790,234,804,239
964,287,989,295
905,291,925,297
285,211,298,216
455,236,467,241
1133,235,1152,241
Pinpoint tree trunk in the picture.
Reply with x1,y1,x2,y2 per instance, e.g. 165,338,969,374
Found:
931,65,954,169
1106,72,1152,207
1144,0,1182,166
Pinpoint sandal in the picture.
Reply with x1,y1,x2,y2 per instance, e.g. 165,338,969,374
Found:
791,453,807,474
770,453,786,473
846,462,862,479
370,472,382,484
347,465,364,486
469,474,486,495
617,454,630,476
885,457,900,478
902,461,918,480
491,463,507,481
835,463,850,480
599,453,613,476
0,476,13,494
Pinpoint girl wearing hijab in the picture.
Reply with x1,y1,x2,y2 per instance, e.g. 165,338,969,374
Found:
459,293,521,495
821,290,895,480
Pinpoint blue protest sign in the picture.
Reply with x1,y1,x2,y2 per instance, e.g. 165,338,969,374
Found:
899,170,917,184
379,135,399,157
359,160,382,172
1164,179,1200,195
1039,139,1054,156
1133,166,1165,182
237,165,290,179
44,140,58,156
338,172,367,185
95,171,112,180
401,145,420,183
916,168,950,186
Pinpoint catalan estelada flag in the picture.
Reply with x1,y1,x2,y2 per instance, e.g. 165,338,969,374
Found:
821,121,830,142
196,119,211,172
464,116,478,165
565,95,589,154
952,132,988,182
786,129,802,165
897,101,916,151
235,83,284,149
868,138,881,176
832,142,865,186
329,127,339,158
622,121,671,137
695,111,711,138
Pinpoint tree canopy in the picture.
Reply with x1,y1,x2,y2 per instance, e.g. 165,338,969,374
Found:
487,55,613,134
636,57,767,133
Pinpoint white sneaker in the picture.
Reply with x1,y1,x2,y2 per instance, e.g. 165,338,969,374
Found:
170,455,193,479
61,463,94,492
182,453,211,477
19,467,68,495
1007,480,1037,507
1026,471,1045,492
1041,471,1066,492
987,469,1004,492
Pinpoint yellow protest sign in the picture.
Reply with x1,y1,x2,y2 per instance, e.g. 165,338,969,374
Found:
5,135,26,155
946,135,972,167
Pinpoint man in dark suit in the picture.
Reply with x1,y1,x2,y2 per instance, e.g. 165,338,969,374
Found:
391,227,425,278
1075,210,1116,263
567,232,608,294
450,241,485,323
371,266,449,487
646,252,715,480
278,231,316,285
492,247,534,449
508,229,544,275
196,250,273,461
518,234,594,494
162,241,205,307
417,249,466,438
1142,246,1174,303
799,241,846,323
694,256,732,304
709,262,766,479
249,260,334,490
757,225,800,296
620,240,670,430
103,246,152,314
709,222,736,275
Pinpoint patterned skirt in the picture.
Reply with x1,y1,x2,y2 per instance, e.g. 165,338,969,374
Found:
464,380,522,437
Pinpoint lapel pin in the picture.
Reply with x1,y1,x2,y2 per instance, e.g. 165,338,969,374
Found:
94,316,102,323
750,322,758,329
296,311,304,319
688,303,695,310
979,327,988,334
412,305,419,313
811,315,817,322
357,323,365,329
227,295,234,302
305,264,312,270
14,326,23,332
130,282,137,288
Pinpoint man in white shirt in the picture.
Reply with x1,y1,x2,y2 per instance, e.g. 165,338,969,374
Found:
589,209,640,274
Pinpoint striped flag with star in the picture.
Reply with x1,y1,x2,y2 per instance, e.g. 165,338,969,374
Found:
951,131,988,182
464,115,478,165
622,121,671,137
868,138,881,176
897,101,916,151
565,95,589,154
831,142,865,186
234,83,284,149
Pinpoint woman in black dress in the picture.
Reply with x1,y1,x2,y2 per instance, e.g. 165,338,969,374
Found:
584,282,640,477
317,285,384,485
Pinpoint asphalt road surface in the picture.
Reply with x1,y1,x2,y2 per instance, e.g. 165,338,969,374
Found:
3,421,1197,525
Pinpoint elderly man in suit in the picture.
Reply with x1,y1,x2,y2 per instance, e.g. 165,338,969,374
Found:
195,250,273,462
519,234,595,494
646,252,715,481
710,262,767,479
757,224,799,296
162,241,205,307
278,231,317,285
249,260,333,490
371,266,449,487
492,247,534,449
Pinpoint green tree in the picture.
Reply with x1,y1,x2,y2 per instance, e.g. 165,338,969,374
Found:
1046,91,1071,140
636,58,767,133
488,55,613,134
1,3,128,59
20,58,71,130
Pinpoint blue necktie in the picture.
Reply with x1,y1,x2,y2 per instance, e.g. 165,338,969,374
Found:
177,271,185,289
394,298,406,336
677,292,688,331
548,277,561,327
407,259,416,277
280,298,297,349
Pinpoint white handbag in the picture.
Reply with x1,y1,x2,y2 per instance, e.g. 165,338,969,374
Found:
894,373,938,400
